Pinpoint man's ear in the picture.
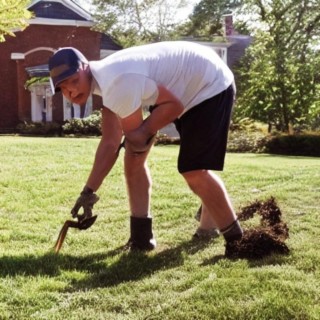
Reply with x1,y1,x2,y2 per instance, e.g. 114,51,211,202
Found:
83,62,89,69
83,63,92,79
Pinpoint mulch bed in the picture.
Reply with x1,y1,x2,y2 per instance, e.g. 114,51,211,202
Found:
225,197,290,259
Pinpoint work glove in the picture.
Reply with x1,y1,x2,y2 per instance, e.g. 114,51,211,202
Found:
71,186,99,223
54,187,99,254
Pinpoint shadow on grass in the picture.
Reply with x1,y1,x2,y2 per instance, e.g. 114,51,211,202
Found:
201,253,289,268
0,238,212,288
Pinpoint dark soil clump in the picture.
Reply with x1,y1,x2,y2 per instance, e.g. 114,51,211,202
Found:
225,197,290,259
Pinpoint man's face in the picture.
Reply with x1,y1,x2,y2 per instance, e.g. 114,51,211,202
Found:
58,65,91,105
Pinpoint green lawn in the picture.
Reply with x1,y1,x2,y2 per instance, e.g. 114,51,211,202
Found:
0,136,319,320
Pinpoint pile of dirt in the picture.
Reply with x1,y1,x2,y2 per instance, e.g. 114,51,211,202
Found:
225,197,290,259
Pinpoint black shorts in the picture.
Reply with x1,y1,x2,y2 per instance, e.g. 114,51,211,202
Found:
174,84,234,173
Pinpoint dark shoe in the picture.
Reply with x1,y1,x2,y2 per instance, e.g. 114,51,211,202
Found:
127,216,156,251
221,219,243,242
193,227,220,240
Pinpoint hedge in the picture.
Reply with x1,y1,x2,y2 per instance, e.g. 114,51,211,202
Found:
14,115,320,157
264,134,320,157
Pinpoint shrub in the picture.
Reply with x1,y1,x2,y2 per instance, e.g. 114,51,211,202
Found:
264,134,320,157
155,133,180,145
16,121,62,136
62,110,102,136
227,130,267,153
227,119,268,153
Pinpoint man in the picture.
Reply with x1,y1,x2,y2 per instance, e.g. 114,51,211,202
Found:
48,41,243,251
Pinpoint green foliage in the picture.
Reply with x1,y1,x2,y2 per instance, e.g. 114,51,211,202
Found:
182,0,242,38
15,112,102,136
227,118,268,153
154,132,180,145
0,0,32,42
264,134,320,157
62,110,102,135
235,0,320,132
16,121,62,136
24,77,50,89
227,130,267,153
227,119,320,156
308,84,320,131
91,0,189,47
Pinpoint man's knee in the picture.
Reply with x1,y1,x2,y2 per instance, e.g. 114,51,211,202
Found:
124,148,149,177
124,134,155,155
181,170,208,192
125,146,149,164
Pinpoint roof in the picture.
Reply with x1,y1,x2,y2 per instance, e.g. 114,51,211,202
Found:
28,0,93,26
100,34,122,51
25,64,49,77
26,0,122,52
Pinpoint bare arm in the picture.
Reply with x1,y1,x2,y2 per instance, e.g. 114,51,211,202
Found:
121,85,184,150
143,85,184,134
85,107,123,191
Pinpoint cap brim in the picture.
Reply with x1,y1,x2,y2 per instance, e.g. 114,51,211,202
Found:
51,67,79,93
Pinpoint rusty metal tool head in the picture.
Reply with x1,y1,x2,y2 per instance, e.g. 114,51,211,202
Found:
54,212,97,254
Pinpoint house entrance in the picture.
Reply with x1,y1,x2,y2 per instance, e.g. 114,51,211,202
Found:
63,95,93,120
29,84,52,122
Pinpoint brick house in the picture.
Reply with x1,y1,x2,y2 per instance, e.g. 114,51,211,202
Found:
0,1,250,133
0,0,121,132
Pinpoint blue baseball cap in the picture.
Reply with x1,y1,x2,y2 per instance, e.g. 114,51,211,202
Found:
48,47,88,92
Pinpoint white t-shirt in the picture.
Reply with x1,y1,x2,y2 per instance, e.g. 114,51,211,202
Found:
89,41,234,118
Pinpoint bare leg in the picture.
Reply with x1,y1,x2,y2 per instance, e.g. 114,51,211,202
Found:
194,203,220,239
182,169,237,230
124,145,153,217
123,141,156,250
199,204,218,230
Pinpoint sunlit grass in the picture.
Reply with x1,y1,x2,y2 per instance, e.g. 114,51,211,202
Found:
0,136,319,319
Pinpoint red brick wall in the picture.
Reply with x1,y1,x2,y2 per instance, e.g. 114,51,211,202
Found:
0,40,20,128
0,23,103,129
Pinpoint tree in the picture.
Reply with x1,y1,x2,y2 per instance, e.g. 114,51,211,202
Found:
0,0,32,42
92,0,189,47
181,0,242,39
235,0,320,132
